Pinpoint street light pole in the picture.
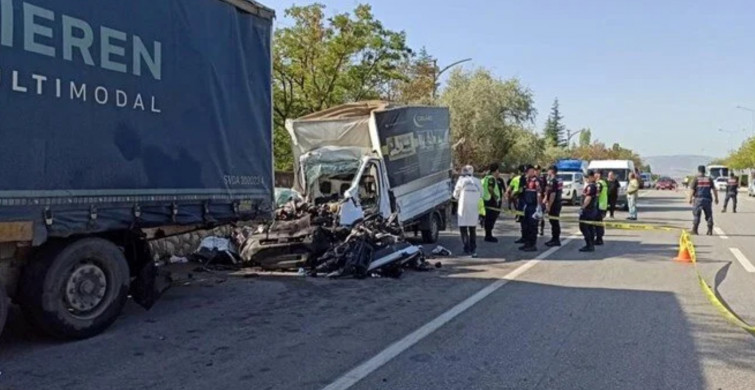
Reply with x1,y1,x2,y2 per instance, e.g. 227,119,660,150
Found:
735,105,755,134
565,129,585,146
432,58,472,100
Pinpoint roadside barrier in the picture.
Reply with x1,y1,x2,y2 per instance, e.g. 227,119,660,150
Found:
484,205,755,336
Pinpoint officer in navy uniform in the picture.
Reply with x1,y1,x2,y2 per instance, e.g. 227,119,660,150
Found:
579,170,599,252
520,165,542,252
722,173,739,213
689,165,719,235
535,165,548,236
544,165,563,247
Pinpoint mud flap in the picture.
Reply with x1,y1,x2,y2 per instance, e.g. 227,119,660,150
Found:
130,262,173,310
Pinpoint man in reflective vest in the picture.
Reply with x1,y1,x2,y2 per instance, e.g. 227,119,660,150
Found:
722,173,739,213
594,170,608,246
507,165,525,243
481,163,502,242
689,165,718,235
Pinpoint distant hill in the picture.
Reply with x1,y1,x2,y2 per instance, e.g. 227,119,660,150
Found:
644,155,716,178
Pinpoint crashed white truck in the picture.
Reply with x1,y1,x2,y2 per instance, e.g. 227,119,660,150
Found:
244,102,453,269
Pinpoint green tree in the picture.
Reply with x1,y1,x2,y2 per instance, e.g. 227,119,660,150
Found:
385,47,436,104
273,3,413,170
578,128,592,147
543,98,565,147
440,67,537,169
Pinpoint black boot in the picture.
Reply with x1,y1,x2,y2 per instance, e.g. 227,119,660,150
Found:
691,225,699,235
579,246,594,252
707,226,713,236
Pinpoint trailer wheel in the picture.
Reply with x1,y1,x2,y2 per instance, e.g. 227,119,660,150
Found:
0,285,8,337
421,212,441,243
18,238,130,339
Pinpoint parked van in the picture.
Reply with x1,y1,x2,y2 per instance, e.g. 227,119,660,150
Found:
587,160,636,210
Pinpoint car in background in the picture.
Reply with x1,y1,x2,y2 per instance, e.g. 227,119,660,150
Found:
714,177,728,191
557,171,585,205
275,187,303,207
655,177,677,190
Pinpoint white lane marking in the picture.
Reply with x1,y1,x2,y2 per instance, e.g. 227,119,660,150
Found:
730,248,755,273
321,236,577,390
714,227,729,240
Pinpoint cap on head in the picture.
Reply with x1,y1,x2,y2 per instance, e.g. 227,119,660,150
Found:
549,165,558,173
587,169,595,177
698,165,706,174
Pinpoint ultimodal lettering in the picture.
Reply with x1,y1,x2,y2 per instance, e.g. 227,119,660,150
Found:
0,0,162,113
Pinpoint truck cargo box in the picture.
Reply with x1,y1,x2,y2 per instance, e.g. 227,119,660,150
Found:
0,0,275,242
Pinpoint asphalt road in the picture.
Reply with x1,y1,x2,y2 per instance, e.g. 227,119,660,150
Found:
2,190,755,390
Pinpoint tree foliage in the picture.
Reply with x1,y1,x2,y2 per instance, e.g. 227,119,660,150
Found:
440,67,537,170
722,137,755,169
543,98,566,147
272,3,413,170
385,47,436,104
578,128,592,147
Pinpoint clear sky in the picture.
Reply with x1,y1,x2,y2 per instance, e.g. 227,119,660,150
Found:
263,0,755,158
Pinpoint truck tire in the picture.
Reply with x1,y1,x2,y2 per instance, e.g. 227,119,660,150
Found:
0,285,8,337
421,212,441,243
18,238,130,339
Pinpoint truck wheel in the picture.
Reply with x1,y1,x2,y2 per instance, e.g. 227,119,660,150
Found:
0,285,8,337
18,238,130,339
421,213,441,243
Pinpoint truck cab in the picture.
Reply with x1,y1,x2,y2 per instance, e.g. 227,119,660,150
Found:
287,102,453,243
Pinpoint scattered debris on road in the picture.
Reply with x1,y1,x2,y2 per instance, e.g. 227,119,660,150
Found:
156,199,440,280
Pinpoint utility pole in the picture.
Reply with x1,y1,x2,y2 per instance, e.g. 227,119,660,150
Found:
432,58,472,100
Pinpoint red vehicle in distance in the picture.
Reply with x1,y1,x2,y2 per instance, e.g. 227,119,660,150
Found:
655,177,677,190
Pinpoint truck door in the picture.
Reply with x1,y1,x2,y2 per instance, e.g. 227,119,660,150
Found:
339,157,390,226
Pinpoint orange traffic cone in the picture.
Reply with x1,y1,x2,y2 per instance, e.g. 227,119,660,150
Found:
674,232,692,263
674,245,692,263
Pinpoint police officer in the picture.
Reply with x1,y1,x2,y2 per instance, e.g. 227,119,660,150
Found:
722,173,739,213
509,165,527,244
594,170,608,246
544,165,563,247
519,165,542,252
579,170,599,252
481,163,502,242
535,165,548,236
507,166,524,212
689,165,719,235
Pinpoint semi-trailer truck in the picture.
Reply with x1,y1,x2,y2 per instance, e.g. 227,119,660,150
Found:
0,0,275,338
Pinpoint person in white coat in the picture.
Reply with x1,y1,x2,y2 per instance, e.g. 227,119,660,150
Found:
454,165,483,257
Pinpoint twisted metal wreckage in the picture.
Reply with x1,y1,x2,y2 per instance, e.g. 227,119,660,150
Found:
236,198,440,278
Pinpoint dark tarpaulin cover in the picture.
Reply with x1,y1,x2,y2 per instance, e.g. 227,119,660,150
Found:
374,107,452,188
0,0,273,239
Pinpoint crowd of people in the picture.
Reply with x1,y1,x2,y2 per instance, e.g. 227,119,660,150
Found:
453,164,641,257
